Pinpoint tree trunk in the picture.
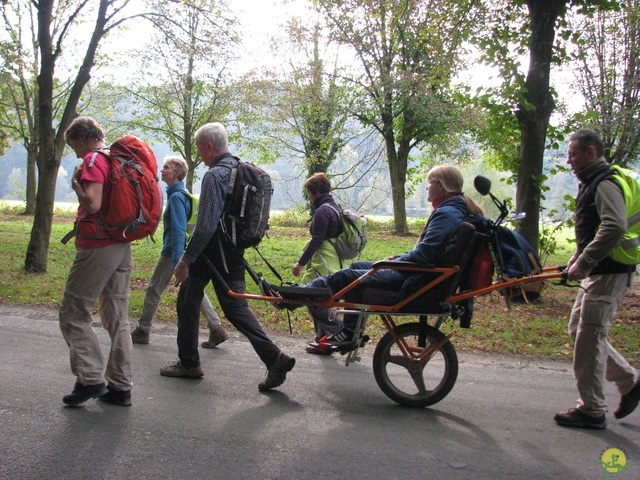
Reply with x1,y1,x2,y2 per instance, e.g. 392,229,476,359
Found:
385,135,408,234
25,146,37,215
24,167,57,273
515,0,566,254
25,0,56,273
24,0,111,272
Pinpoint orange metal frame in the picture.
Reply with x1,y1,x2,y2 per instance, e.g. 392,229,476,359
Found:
228,262,566,314
227,262,566,365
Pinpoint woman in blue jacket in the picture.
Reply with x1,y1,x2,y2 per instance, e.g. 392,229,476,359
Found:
308,165,483,346
131,156,228,347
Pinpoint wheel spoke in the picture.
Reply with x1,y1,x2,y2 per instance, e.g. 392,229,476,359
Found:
409,370,428,395
386,353,410,368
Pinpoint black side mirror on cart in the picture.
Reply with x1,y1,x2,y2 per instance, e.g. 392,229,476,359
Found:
474,175,509,225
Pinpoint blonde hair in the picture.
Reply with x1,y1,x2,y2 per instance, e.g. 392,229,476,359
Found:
427,165,484,215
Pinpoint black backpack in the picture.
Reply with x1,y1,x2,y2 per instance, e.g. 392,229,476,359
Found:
218,156,273,249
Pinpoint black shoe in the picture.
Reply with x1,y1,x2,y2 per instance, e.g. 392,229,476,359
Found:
99,387,132,407
614,378,640,419
131,327,150,344
325,327,355,345
553,408,606,429
305,343,333,355
258,352,295,391
319,329,369,354
63,382,108,406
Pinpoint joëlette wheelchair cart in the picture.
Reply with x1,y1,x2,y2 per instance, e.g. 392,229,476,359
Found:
209,175,567,408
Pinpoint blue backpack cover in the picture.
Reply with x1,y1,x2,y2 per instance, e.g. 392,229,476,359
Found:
494,226,541,279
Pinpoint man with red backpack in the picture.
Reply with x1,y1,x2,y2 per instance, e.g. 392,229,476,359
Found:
59,116,134,407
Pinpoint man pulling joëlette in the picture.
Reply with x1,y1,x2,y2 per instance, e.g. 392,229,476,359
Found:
554,128,640,430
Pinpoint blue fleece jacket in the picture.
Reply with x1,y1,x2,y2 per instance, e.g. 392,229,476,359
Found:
160,181,192,267
397,195,469,265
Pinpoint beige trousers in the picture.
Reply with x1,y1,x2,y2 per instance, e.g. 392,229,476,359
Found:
569,272,638,416
59,242,133,391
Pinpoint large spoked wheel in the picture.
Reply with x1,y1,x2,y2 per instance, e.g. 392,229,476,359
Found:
373,322,458,407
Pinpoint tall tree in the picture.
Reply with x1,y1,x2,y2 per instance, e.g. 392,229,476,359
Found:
298,24,350,179
315,0,479,233
514,0,567,253
473,0,617,254
571,1,640,166
24,0,135,273
1,1,42,214
117,0,238,190
245,18,353,182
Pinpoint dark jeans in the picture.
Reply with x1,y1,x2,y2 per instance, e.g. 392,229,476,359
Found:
308,260,407,331
176,244,281,369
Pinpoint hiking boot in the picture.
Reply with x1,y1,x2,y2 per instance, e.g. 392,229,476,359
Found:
614,378,640,419
318,328,369,354
258,352,296,391
325,327,354,345
159,361,204,378
131,327,150,345
99,387,132,407
201,327,229,348
553,408,606,430
63,382,108,406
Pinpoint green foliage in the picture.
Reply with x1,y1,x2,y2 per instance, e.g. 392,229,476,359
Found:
566,1,640,167
314,0,482,232
270,207,426,233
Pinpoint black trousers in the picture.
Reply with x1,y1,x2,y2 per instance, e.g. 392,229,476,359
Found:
176,241,280,368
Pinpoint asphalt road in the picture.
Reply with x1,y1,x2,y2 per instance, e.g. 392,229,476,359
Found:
1,304,638,480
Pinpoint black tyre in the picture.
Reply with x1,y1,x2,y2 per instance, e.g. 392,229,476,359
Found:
373,322,458,407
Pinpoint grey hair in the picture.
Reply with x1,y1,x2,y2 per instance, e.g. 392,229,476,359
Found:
194,122,229,150
164,156,189,181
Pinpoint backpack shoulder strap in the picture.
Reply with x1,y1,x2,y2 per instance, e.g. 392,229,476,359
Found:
88,147,110,168
213,153,239,168
172,188,192,205
323,203,342,216
587,165,615,200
